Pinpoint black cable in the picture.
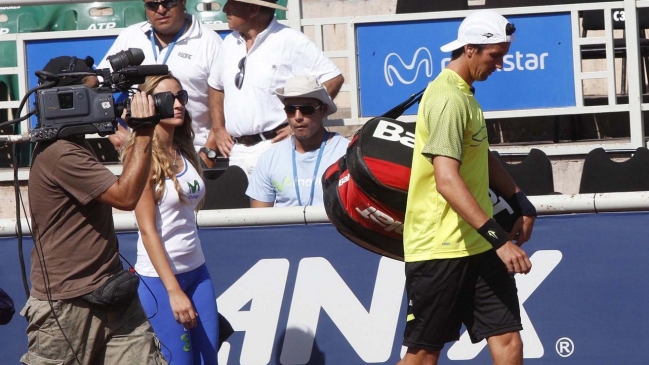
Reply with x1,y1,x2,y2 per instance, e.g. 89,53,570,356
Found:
18,186,29,299
13,125,29,299
0,110,36,129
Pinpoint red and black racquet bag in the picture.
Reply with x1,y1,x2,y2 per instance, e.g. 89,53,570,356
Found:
323,116,520,261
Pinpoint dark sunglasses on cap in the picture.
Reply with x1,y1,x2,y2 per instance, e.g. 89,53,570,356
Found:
284,104,323,116
144,0,180,11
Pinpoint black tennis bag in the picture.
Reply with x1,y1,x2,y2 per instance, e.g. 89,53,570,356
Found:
323,116,521,261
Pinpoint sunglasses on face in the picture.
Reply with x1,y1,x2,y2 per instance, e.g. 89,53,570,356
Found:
144,0,180,11
154,89,188,106
234,57,246,90
284,104,323,116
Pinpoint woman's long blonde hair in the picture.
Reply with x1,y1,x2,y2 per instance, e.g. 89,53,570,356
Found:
120,74,204,209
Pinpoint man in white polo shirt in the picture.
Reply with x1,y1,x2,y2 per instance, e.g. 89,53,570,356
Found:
207,0,344,177
99,0,222,166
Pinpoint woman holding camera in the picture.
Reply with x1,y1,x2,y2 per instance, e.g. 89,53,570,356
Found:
121,74,219,365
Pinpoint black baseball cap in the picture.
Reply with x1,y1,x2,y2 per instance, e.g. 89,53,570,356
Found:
38,55,95,86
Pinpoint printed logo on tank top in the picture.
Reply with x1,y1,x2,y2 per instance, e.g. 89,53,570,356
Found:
187,180,201,199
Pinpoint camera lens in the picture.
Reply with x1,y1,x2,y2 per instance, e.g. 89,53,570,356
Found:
107,48,145,71
153,91,175,119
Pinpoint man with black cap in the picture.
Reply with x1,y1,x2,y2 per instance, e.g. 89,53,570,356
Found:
21,56,167,364
207,0,344,177
399,10,537,365
246,75,349,207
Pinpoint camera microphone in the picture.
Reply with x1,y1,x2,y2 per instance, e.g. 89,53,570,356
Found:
124,65,169,77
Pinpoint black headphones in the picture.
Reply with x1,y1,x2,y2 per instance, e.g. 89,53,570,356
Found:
66,55,95,71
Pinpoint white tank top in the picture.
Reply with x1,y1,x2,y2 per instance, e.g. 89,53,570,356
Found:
135,153,206,276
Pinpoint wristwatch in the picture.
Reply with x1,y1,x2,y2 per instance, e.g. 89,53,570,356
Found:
200,146,218,160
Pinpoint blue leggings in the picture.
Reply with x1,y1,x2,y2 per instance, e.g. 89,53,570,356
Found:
138,264,219,365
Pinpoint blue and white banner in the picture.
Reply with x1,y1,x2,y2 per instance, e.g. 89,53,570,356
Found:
1,212,648,364
356,13,575,116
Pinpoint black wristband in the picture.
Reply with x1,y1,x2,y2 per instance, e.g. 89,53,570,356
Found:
478,218,509,250
506,191,537,217
127,115,160,131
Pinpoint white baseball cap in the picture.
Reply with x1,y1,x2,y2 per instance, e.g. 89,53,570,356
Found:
440,10,515,53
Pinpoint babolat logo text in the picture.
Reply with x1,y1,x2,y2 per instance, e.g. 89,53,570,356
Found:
339,174,350,186
355,206,404,234
372,120,415,149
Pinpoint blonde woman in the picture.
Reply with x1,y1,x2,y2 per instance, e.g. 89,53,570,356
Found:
122,74,218,365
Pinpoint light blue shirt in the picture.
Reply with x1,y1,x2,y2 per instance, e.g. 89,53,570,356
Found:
246,133,349,207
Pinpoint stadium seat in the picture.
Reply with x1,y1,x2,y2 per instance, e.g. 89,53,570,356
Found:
45,1,145,32
85,138,121,164
579,147,649,194
186,0,287,24
202,165,249,209
395,0,468,13
491,148,556,196
580,6,649,94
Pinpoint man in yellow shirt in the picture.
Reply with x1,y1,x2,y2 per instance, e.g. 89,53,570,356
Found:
399,10,537,365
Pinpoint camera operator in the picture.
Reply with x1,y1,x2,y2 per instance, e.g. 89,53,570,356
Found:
20,56,167,365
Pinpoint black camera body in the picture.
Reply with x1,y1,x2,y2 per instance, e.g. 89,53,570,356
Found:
31,86,117,141
30,48,169,142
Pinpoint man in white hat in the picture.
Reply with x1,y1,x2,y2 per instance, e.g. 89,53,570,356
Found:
206,0,344,177
399,10,537,365
246,75,349,207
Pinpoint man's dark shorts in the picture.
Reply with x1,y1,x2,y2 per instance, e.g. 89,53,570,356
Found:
402,249,522,351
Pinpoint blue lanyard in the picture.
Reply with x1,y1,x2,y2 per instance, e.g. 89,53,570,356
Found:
149,19,187,65
292,131,328,206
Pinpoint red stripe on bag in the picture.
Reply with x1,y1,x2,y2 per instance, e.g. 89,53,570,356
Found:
338,170,405,240
362,156,411,191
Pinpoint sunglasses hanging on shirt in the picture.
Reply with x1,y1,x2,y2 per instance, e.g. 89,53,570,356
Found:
234,57,246,89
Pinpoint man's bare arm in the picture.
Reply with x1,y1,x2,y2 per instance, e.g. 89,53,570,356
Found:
433,155,531,274
322,74,344,99
207,87,234,159
97,91,156,211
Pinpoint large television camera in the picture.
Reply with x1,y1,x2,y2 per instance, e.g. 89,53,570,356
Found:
29,48,169,142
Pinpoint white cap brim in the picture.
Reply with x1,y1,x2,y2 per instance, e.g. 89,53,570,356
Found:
440,40,466,53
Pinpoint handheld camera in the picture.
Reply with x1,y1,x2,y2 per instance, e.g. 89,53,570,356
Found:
30,48,170,142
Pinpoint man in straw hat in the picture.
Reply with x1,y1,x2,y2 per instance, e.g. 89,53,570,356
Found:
246,75,349,207
399,10,537,365
207,0,344,177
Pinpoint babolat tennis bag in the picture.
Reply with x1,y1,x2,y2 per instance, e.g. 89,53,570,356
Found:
323,116,521,261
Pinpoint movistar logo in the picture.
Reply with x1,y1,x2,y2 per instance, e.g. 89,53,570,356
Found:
488,230,498,240
272,177,292,193
384,47,433,86
187,180,200,194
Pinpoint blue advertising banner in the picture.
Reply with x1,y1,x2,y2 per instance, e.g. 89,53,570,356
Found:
1,212,648,364
357,13,575,116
